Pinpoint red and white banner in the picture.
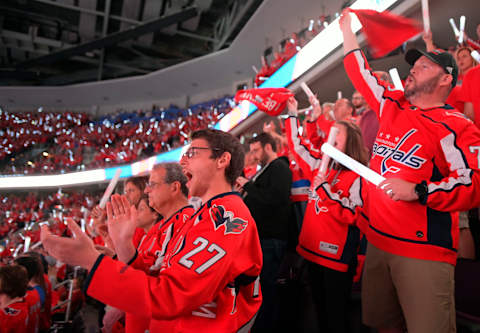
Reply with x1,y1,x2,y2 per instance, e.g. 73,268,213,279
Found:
350,9,422,58
234,88,293,116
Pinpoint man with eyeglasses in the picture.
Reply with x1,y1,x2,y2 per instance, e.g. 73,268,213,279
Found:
41,129,263,332
236,132,292,332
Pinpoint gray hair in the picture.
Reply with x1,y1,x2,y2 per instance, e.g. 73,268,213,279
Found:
153,162,188,197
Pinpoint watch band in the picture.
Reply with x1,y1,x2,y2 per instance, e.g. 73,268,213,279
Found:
415,181,428,205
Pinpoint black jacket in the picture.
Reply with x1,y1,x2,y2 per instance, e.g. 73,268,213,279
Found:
243,156,292,240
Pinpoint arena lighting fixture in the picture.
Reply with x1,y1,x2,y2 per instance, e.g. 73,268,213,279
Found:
0,169,106,189
0,0,400,189
215,0,398,133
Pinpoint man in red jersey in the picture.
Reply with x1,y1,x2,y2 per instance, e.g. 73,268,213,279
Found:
107,162,193,333
340,9,480,333
41,129,263,333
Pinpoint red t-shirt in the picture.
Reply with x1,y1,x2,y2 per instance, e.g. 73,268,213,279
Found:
446,85,465,113
25,288,41,333
462,64,480,129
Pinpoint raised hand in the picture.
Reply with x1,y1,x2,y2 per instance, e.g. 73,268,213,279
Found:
287,96,299,116
41,219,99,270
91,205,106,221
106,194,137,249
263,121,276,134
312,172,327,189
339,8,359,54
308,95,322,121
339,8,352,33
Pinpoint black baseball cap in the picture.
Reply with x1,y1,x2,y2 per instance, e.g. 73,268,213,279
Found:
405,48,458,87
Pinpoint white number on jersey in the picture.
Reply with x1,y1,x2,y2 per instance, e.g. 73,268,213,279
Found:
178,236,226,274
470,146,480,168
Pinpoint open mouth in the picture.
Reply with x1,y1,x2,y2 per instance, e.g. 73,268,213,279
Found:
183,169,193,184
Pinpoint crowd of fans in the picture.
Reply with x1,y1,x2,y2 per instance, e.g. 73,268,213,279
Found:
0,96,233,175
0,9,480,333
254,14,334,87
0,190,103,262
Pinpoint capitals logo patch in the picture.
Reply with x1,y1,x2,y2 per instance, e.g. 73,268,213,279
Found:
315,197,329,214
209,204,248,235
373,129,427,175
3,307,21,316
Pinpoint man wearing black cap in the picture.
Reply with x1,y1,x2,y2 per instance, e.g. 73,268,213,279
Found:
340,9,480,333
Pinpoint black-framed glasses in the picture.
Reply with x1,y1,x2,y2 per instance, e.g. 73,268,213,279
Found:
182,146,220,159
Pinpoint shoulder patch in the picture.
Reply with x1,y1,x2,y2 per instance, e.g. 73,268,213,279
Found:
209,204,248,235
3,307,21,316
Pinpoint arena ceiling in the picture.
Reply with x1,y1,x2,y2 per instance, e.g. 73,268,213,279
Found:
0,0,267,86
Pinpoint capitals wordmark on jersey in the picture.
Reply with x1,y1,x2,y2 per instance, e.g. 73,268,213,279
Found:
373,128,427,175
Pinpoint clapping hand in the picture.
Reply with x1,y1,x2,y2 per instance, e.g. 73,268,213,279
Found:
41,219,99,270
106,194,137,251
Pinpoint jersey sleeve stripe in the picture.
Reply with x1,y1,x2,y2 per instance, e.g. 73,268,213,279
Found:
320,177,363,214
287,116,322,171
420,115,473,194
83,254,106,295
349,50,386,116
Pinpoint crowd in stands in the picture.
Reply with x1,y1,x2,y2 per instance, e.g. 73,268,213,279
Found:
0,190,103,263
0,96,233,175
254,14,334,87
1,8,480,333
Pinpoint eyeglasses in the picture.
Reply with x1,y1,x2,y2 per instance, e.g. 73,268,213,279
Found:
182,146,220,159
146,181,163,189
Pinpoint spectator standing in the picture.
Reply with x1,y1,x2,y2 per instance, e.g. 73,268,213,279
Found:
286,96,368,332
236,132,292,332
352,90,379,157
341,9,480,333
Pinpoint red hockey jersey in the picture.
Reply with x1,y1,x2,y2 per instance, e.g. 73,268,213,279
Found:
305,115,333,149
299,169,365,272
285,116,323,182
0,299,30,333
125,205,194,333
344,49,480,265
131,206,194,274
286,116,365,272
85,192,262,332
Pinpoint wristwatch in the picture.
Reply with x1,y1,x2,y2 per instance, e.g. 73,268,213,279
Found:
414,181,428,205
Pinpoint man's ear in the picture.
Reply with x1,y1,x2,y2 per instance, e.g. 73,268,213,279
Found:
264,143,272,154
440,73,453,88
170,181,180,195
217,151,232,169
